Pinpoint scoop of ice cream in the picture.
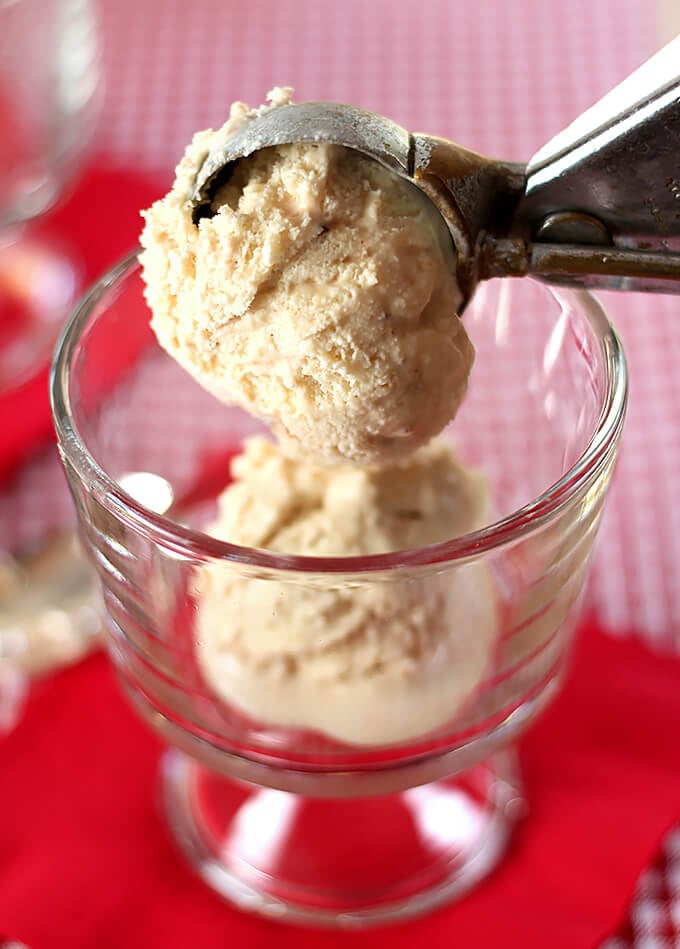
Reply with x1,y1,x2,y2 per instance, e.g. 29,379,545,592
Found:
196,436,497,745
140,89,473,466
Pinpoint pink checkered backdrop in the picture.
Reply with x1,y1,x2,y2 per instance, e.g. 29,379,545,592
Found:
4,0,680,654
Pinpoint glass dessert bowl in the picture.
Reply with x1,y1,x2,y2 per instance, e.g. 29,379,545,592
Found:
50,254,627,926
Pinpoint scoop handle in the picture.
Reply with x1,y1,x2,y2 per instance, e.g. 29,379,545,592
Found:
509,35,680,293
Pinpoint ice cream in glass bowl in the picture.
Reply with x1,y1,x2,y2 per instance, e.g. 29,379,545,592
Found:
49,248,626,925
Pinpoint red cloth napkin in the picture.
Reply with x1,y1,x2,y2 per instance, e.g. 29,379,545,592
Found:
1,619,679,948
0,163,162,486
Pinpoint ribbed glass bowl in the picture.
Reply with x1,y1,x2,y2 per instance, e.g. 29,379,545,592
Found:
50,254,627,926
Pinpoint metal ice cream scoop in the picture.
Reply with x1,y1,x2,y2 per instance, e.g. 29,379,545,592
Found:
190,35,680,308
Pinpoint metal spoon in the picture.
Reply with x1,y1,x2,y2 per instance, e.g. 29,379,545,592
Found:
191,35,680,308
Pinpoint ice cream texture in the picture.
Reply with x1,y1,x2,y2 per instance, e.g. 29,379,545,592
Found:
140,88,474,466
196,436,497,745
141,89,494,745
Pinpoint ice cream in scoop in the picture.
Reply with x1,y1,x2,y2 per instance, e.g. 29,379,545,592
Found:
140,89,473,466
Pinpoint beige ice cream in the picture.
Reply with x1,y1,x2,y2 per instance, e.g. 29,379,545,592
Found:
196,436,497,745
140,88,473,467
141,90,492,746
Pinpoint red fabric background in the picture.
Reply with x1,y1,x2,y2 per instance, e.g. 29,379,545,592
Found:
1,620,679,948
0,164,163,485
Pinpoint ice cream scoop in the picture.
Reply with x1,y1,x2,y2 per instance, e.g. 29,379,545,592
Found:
191,35,680,308
141,119,474,466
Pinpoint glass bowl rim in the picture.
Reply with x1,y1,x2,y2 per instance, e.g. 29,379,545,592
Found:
50,251,628,575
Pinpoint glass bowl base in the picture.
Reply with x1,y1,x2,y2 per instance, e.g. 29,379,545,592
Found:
161,747,525,927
